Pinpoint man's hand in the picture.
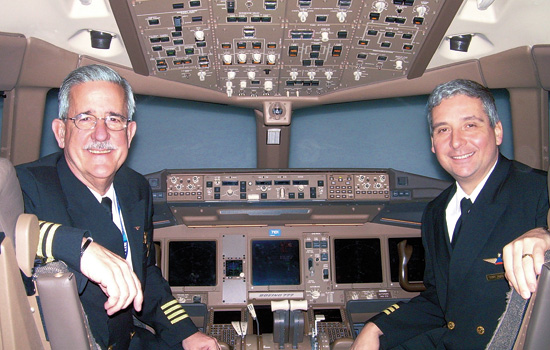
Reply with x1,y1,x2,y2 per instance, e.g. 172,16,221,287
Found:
350,322,383,350
182,332,221,350
503,227,550,299
80,239,143,315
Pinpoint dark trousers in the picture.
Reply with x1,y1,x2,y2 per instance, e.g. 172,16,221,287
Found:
128,325,182,350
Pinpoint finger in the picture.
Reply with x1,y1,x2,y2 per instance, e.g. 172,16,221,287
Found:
113,263,133,312
532,243,547,275
514,262,530,299
521,242,548,296
131,271,144,312
103,276,121,315
521,253,537,293
133,290,144,313
503,241,520,290
104,278,125,315
104,262,131,314
117,262,139,310
511,243,532,299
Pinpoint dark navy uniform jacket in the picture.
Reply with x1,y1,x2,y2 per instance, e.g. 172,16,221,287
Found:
372,155,548,350
16,152,198,349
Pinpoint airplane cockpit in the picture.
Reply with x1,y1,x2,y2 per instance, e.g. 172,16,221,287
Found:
1,0,550,349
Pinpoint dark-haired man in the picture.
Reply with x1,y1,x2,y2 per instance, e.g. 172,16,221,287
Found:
351,79,548,349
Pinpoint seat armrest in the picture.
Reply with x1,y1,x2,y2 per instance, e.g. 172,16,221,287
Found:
35,272,93,350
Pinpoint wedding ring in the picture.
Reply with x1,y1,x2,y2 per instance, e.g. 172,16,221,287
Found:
522,253,533,259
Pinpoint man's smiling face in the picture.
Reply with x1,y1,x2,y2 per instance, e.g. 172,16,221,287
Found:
431,94,503,194
52,80,136,194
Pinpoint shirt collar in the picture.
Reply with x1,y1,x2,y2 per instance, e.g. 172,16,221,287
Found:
89,183,115,203
455,157,498,204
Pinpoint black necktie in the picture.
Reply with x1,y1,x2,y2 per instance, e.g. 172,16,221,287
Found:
452,197,473,248
101,197,113,220
101,196,128,257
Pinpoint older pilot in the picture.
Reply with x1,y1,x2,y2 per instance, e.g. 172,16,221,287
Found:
16,64,220,350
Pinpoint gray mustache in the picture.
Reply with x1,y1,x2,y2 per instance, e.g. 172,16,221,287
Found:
84,141,117,150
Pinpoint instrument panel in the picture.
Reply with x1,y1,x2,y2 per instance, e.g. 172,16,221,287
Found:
165,171,390,201
145,168,448,349
154,223,424,349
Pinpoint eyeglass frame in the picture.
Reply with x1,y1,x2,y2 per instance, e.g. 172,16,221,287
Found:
65,113,130,131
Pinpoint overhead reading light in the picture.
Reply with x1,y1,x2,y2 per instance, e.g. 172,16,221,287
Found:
449,34,473,52
90,30,114,49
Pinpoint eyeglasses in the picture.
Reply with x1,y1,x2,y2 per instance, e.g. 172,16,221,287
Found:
67,113,128,131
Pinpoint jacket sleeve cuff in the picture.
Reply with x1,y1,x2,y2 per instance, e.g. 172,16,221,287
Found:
161,316,199,347
38,221,88,270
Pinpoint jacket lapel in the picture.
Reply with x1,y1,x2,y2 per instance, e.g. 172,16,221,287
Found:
434,187,454,264
432,186,454,306
114,173,146,280
58,157,127,258
448,156,510,288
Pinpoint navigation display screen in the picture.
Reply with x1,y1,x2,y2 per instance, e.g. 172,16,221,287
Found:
334,238,383,284
168,240,217,286
251,239,300,286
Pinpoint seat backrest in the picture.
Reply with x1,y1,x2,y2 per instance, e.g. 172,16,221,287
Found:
0,158,45,350
512,165,550,349
487,167,550,350
517,260,550,349
0,233,44,350
0,158,24,247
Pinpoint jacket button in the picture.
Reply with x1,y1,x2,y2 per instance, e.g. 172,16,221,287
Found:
447,321,455,330
477,326,485,335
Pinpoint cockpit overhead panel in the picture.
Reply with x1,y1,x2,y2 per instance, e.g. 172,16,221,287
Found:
112,0,462,98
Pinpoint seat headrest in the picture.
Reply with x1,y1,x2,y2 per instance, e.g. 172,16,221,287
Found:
15,214,40,277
